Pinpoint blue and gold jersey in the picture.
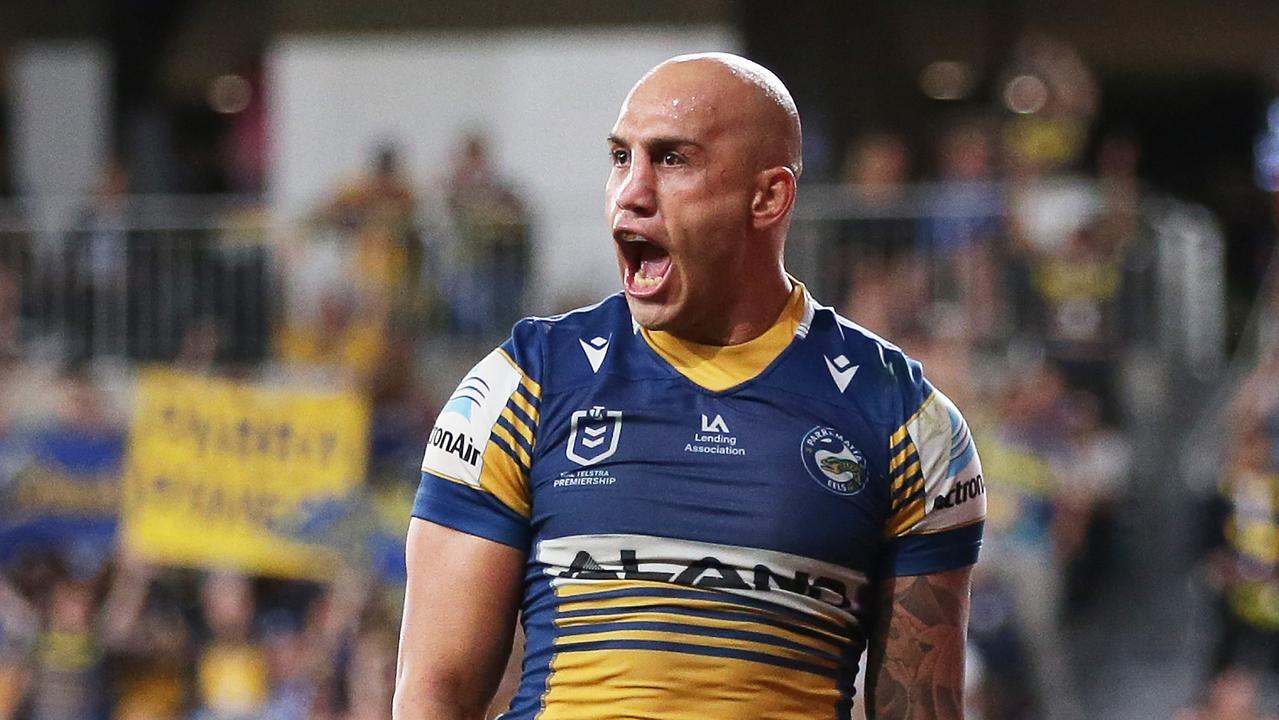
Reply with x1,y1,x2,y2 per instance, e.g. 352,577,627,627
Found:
413,282,985,719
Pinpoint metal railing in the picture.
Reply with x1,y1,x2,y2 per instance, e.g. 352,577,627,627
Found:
0,196,277,365
789,181,1224,376
0,183,1226,378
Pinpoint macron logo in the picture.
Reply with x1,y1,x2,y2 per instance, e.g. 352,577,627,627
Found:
700,414,730,433
580,335,610,373
825,354,859,393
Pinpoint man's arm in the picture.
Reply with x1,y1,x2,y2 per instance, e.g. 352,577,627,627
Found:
864,565,972,720
393,518,526,720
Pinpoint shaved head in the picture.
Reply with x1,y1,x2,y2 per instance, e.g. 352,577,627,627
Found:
627,52,804,177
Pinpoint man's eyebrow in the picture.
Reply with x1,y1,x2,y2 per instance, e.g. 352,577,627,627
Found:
645,136,700,149
607,135,700,149
606,136,706,157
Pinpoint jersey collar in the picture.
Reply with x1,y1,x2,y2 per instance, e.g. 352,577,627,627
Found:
640,279,814,392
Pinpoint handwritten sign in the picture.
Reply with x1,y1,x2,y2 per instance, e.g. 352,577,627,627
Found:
122,370,370,579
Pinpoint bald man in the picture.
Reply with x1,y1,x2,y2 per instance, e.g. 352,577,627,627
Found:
395,53,985,720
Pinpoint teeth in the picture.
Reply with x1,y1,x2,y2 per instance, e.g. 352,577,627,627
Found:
632,271,661,288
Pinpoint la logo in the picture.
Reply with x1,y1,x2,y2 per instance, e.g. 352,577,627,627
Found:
700,414,730,433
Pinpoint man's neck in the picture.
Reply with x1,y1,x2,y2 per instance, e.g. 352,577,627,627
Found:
685,268,793,346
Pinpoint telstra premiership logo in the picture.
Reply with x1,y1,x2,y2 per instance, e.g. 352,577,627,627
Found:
566,406,622,466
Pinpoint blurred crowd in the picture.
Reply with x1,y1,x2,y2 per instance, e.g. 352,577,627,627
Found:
827,35,1269,719
0,129,531,375
830,118,1140,719
1188,274,1279,720
0,355,431,720
0,551,398,720
0,35,1274,720
0,131,535,719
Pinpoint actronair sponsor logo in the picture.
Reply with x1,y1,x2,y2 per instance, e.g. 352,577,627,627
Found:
428,426,480,466
932,473,985,511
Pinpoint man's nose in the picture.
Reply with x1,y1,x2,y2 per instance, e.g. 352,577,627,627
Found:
613,158,656,216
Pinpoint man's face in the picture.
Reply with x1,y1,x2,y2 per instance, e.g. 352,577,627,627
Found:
605,66,759,338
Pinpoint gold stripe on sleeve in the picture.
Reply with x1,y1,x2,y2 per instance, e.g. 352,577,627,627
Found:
479,441,531,518
501,406,536,449
492,422,533,469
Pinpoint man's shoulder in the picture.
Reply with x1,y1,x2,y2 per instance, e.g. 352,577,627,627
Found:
518,293,630,331
507,293,631,349
500,293,633,384
800,299,931,419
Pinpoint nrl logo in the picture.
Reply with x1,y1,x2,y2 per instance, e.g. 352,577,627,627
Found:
566,405,622,466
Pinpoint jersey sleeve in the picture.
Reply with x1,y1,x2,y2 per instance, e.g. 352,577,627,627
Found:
881,361,985,577
412,323,543,550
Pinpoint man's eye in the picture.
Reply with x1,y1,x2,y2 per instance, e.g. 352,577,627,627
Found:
610,149,629,166
660,152,684,166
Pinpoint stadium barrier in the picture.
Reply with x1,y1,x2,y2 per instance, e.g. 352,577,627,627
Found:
0,183,1224,376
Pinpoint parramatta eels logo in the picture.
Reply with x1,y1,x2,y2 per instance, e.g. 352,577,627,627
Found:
800,426,867,496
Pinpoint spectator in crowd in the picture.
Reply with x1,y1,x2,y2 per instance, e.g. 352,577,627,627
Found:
258,611,315,720
322,143,422,319
0,265,20,363
921,121,1003,258
443,133,531,340
1176,667,1279,720
919,120,1007,342
999,31,1098,178
1056,390,1131,614
27,573,109,720
190,572,269,720
175,316,226,374
842,130,913,208
832,131,919,329
100,557,188,720
276,288,386,389
366,319,436,489
1202,422,1279,675
327,145,416,231
972,363,1083,720
1029,224,1127,414
65,161,132,362
344,624,397,720
279,142,438,383
0,573,37,720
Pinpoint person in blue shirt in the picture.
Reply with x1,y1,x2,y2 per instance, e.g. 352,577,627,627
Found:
394,52,985,720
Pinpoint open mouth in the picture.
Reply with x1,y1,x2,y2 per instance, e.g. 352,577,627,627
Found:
616,231,671,298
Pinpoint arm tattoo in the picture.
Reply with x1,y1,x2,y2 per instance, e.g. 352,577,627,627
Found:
865,567,971,720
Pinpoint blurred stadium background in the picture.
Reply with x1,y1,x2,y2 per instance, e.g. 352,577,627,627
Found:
0,2,1278,719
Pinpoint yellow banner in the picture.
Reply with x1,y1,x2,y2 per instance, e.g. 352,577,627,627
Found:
122,369,370,580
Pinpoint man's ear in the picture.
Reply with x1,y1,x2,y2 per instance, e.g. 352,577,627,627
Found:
750,166,797,231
